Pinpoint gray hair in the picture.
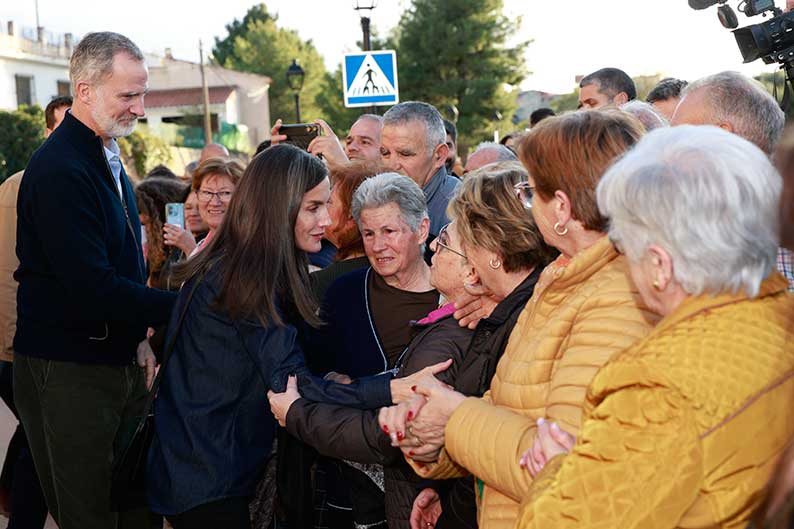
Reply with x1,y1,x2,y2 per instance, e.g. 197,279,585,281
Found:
382,101,446,152
683,71,784,155
472,142,518,162
70,32,144,86
352,172,429,231
620,100,669,131
597,125,781,298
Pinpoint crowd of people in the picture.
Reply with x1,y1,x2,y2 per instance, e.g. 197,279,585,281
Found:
0,28,793,529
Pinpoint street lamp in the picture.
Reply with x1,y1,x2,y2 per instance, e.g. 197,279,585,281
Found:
353,0,378,114
286,59,305,122
353,0,378,52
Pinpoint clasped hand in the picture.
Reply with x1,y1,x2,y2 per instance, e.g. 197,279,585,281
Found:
518,418,576,477
378,374,466,463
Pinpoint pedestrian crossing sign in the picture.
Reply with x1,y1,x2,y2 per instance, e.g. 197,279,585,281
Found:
342,50,399,108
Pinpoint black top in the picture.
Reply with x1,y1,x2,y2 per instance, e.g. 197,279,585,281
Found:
14,111,176,364
310,255,370,302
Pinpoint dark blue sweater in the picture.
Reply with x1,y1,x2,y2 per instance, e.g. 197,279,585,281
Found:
14,112,176,365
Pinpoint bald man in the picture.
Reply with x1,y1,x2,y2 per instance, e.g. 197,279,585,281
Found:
199,143,230,162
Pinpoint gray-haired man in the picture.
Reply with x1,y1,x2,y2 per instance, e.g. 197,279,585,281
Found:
14,32,176,528
380,101,460,240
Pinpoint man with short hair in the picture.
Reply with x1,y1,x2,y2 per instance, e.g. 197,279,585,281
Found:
443,118,459,176
463,141,518,174
530,107,555,127
0,95,71,529
578,67,636,110
380,101,460,239
272,114,383,169
671,70,792,289
14,32,176,529
646,77,688,120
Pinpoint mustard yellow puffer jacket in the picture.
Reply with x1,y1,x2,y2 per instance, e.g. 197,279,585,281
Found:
411,236,658,529
517,274,794,529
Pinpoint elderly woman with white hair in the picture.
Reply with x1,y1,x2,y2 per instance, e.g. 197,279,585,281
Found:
517,125,794,529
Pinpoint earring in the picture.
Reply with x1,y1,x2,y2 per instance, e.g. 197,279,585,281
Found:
488,258,501,270
553,222,568,236
652,279,661,290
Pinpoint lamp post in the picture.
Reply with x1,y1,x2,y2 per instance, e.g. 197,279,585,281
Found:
353,0,378,114
353,0,377,51
286,59,305,122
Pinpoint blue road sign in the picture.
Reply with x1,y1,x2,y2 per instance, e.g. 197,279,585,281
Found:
342,50,399,108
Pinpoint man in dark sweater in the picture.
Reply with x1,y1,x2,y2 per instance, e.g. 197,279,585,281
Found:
13,32,176,529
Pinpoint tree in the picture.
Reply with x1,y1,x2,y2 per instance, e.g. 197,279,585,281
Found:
0,105,46,183
212,3,328,125
118,129,172,181
392,0,529,152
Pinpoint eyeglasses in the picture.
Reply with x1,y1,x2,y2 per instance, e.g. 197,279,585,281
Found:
513,181,534,209
197,189,233,203
435,223,467,259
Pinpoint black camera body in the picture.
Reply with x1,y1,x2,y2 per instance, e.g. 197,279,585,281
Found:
734,8,794,64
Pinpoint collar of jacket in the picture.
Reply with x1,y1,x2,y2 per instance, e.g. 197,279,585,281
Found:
649,272,790,339
422,165,449,199
482,265,543,326
539,235,617,291
58,110,108,159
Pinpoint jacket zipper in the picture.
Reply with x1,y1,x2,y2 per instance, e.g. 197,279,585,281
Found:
98,138,145,281
363,268,389,372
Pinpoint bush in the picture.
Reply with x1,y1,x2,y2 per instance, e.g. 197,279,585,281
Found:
118,129,172,180
0,106,46,183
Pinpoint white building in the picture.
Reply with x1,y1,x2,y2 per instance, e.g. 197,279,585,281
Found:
145,52,272,151
0,22,72,110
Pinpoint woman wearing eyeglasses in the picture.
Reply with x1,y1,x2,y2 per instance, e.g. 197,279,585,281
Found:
166,157,244,258
380,110,660,529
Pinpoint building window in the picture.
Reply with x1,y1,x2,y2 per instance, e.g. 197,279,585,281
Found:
15,75,33,107
57,81,71,97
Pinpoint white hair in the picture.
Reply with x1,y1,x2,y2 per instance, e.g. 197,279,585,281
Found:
352,172,429,231
70,32,144,86
683,71,784,155
597,125,781,298
472,142,518,162
620,100,668,131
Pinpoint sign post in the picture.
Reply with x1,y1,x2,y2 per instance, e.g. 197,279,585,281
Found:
342,50,399,108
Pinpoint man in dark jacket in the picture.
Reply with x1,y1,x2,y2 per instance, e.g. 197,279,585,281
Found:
13,32,176,529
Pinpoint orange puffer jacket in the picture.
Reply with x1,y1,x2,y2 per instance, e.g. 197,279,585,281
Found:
517,273,794,529
411,236,658,529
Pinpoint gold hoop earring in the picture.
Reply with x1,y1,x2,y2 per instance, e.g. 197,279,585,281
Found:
488,258,501,270
553,222,568,236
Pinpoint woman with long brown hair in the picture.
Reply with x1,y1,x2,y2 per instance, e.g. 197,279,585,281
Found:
145,145,394,529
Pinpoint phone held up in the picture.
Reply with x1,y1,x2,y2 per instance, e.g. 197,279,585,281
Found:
165,203,185,230
279,123,321,151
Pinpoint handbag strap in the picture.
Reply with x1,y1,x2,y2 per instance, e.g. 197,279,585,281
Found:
141,267,207,416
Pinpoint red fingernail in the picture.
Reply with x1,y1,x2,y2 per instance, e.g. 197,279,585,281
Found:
383,425,389,434
407,411,414,421
416,462,425,469
397,431,404,441
409,451,415,456
411,385,417,392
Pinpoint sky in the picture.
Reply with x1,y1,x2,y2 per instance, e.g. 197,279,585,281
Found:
2,0,784,94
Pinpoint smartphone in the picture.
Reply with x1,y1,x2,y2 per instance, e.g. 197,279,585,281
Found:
279,123,321,151
165,203,185,229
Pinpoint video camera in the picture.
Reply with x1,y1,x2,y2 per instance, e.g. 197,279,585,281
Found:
689,0,794,66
